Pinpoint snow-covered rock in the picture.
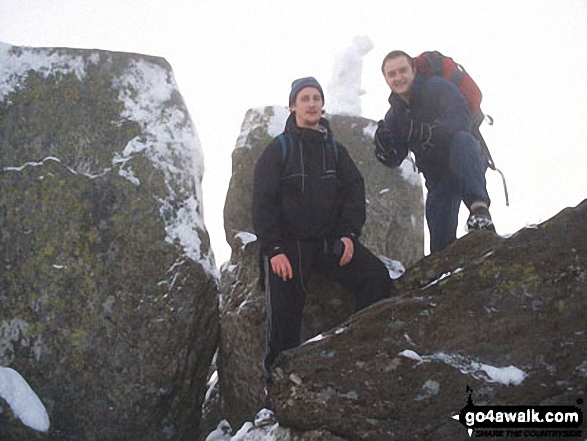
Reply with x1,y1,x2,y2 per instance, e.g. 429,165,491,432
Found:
0,42,218,440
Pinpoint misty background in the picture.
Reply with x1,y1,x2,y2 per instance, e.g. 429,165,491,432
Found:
1,0,586,265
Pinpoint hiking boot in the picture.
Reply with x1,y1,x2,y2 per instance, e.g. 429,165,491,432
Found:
466,203,495,232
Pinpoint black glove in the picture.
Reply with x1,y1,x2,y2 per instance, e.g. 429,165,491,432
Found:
402,119,435,149
374,120,398,159
374,120,407,167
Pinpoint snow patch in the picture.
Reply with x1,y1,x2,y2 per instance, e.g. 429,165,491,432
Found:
416,379,440,400
205,370,218,401
0,43,88,100
327,35,374,116
205,408,280,440
235,105,289,149
479,363,527,386
235,232,257,248
267,106,290,138
378,255,405,279
232,422,253,440
114,59,216,277
398,350,527,386
399,156,421,186
363,121,377,139
399,349,423,362
421,267,464,290
305,333,327,343
3,156,111,181
0,367,50,432
576,360,587,377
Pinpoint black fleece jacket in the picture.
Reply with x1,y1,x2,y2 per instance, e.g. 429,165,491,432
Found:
253,113,366,257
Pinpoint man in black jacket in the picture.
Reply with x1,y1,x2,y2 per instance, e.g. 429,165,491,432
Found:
253,77,393,373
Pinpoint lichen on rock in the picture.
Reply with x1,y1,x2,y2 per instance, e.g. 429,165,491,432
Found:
0,43,218,440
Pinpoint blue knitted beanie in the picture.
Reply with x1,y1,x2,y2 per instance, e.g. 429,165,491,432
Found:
289,77,324,106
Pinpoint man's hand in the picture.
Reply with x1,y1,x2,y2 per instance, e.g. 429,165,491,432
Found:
374,120,408,167
270,254,293,281
339,237,354,266
374,120,398,160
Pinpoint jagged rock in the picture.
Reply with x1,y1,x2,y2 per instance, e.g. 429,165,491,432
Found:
0,43,218,440
270,200,587,440
218,106,424,429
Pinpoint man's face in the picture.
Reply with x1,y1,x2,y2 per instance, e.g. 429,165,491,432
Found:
382,56,415,99
291,87,323,129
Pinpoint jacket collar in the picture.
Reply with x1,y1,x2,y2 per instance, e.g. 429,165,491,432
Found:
387,72,424,107
284,112,332,142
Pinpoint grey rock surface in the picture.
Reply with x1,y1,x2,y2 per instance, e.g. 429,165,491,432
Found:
0,43,218,440
272,200,587,440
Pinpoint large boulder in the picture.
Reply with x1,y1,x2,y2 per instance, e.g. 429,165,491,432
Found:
270,200,587,439
0,43,218,440
218,106,424,428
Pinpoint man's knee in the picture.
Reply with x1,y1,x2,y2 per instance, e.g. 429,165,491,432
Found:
449,132,485,165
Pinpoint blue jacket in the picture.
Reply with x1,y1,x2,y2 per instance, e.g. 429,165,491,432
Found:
383,73,472,180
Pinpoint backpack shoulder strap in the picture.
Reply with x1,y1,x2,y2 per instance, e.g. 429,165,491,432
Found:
277,133,293,161
330,139,340,161
278,133,339,164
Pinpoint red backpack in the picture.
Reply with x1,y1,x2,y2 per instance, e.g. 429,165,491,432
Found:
414,51,509,205
414,50,485,127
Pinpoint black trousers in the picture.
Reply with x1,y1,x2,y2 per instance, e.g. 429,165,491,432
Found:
263,239,393,371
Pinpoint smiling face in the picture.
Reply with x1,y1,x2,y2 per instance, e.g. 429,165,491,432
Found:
290,86,323,129
382,55,416,102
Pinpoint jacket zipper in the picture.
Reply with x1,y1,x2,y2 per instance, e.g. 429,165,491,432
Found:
299,140,305,194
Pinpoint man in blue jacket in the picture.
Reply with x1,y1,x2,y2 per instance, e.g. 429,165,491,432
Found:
253,77,393,375
374,50,495,253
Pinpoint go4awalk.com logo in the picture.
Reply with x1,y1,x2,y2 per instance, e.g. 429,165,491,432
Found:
452,387,584,438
